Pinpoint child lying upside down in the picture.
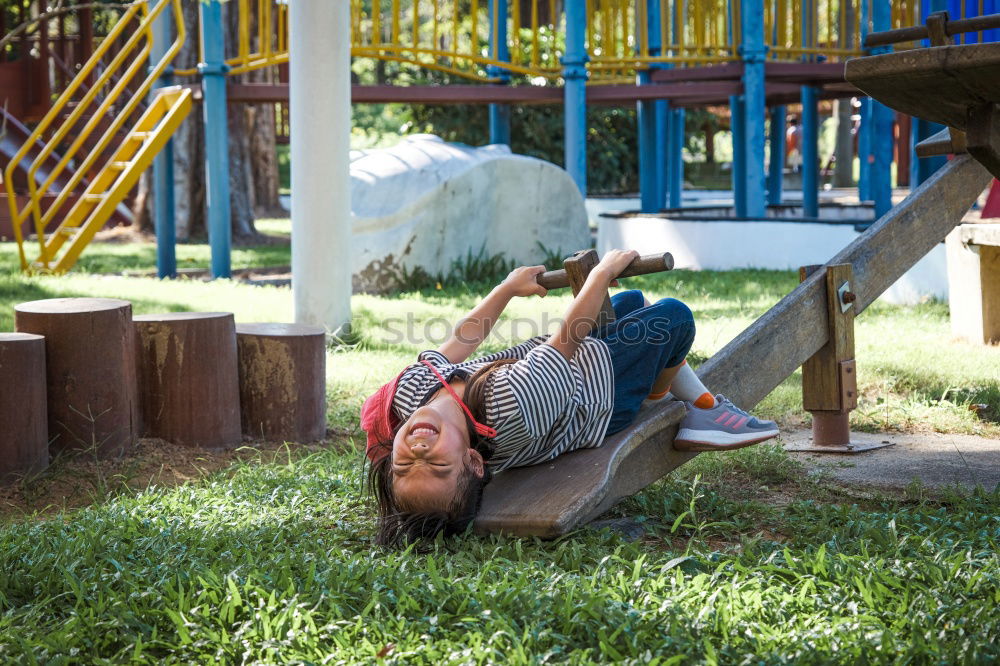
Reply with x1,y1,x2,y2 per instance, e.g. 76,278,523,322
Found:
362,250,778,545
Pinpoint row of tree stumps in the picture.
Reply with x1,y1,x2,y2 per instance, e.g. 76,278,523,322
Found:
0,297,327,484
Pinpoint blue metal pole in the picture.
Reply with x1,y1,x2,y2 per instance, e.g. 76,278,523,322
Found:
985,0,1000,42
871,0,893,217
488,0,511,145
654,12,668,211
801,86,819,217
151,4,175,278
638,73,657,211
199,0,231,278
730,94,746,217
638,0,662,212
563,0,588,195
669,108,684,208
665,0,684,209
768,105,786,205
655,100,669,208
741,0,767,217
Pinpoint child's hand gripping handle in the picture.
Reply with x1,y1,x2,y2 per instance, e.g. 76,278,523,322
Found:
535,252,675,290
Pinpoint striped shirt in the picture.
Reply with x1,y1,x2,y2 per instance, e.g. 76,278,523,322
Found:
391,336,614,472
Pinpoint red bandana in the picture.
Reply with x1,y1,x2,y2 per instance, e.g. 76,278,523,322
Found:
360,361,497,463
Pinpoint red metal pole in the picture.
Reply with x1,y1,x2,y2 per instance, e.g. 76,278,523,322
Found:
79,3,93,86
896,112,911,187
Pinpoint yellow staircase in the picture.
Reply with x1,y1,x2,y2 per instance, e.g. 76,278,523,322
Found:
35,87,192,273
4,0,186,274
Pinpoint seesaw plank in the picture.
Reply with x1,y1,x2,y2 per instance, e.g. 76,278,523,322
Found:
845,43,1000,132
475,401,690,537
476,155,991,537
698,154,992,408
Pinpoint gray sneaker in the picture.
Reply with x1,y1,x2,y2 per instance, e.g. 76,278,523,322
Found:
674,394,779,451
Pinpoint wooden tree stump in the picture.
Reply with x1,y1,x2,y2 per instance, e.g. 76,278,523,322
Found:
0,333,49,482
15,298,140,457
134,312,241,449
236,323,327,442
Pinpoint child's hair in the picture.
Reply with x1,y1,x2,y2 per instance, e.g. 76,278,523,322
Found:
367,358,515,547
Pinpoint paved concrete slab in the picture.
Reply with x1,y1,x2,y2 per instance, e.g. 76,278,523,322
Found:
784,429,1000,491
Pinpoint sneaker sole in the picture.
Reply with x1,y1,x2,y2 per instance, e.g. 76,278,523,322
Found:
673,428,779,452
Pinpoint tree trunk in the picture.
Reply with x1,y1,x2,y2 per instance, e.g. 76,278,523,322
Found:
173,0,205,240
132,171,153,233
833,98,854,187
15,298,140,458
134,312,241,449
226,95,257,239
246,65,284,217
224,1,257,240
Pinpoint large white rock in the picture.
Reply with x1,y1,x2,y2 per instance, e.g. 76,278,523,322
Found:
350,135,589,290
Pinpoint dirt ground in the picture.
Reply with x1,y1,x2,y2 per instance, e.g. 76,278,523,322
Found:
0,435,354,519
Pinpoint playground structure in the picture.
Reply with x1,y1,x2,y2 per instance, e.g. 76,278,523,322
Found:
3,0,998,288
1,3,998,535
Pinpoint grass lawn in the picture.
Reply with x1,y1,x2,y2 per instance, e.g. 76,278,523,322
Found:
1,235,998,663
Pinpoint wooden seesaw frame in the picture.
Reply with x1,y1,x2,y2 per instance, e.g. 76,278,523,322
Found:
476,18,1000,536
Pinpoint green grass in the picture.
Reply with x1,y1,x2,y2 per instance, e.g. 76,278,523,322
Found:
1,244,999,662
0,446,997,663
0,221,291,277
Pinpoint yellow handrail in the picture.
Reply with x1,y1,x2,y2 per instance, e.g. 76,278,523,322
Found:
4,3,145,267
3,0,186,271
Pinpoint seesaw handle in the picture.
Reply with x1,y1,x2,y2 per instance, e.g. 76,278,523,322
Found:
536,252,674,290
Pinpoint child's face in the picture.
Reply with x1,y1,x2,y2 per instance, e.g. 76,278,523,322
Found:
391,398,484,512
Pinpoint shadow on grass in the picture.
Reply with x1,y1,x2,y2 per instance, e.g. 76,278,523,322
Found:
0,275,196,331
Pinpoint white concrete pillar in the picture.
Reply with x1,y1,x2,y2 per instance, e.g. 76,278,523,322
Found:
290,0,352,334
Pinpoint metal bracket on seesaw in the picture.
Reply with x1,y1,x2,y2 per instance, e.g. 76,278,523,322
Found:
785,264,892,455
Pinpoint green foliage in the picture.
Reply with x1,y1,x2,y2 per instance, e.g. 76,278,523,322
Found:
276,144,291,194
408,102,641,194
350,56,643,193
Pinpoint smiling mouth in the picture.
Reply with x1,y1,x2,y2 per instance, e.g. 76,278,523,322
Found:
409,422,439,438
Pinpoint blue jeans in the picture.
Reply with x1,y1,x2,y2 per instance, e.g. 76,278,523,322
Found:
590,290,695,435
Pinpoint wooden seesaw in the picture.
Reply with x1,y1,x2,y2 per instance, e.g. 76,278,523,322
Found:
476,14,1000,537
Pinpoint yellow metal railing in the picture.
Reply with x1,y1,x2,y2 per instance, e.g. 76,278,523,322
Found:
592,0,737,82
174,0,290,77
41,87,193,273
346,0,918,85
4,0,186,271
349,0,563,82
